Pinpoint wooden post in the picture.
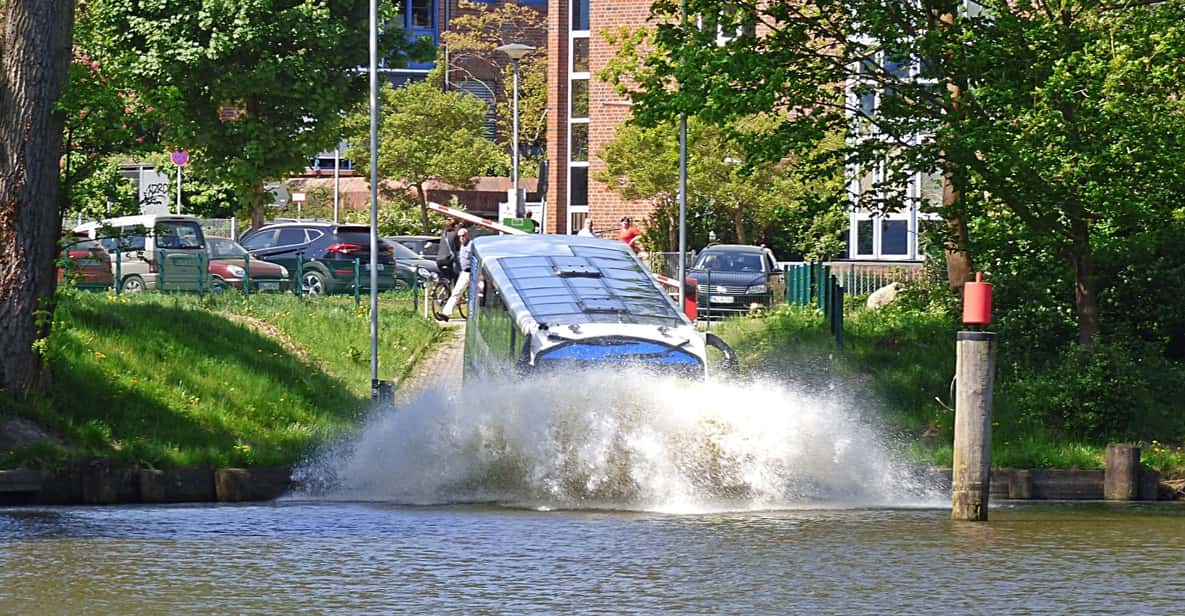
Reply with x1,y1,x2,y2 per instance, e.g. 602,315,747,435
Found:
952,331,996,521
1104,444,1140,501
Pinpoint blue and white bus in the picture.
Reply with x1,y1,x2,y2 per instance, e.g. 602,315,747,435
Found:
463,234,736,380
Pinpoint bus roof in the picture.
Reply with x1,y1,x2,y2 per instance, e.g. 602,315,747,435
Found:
471,235,687,331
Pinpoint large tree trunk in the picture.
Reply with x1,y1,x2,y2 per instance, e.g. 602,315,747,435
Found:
733,205,746,244
1069,217,1099,345
942,173,973,293
0,1,75,395
250,183,266,229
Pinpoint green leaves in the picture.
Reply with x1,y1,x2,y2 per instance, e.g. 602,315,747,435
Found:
345,80,506,233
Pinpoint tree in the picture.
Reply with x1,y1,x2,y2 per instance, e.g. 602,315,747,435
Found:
345,80,506,233
595,115,845,258
76,0,422,229
607,0,1185,345
441,0,547,161
0,0,75,394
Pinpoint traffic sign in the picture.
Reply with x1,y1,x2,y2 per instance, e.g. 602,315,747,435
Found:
291,192,306,203
170,150,190,166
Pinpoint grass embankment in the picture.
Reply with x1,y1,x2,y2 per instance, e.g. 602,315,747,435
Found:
716,303,1185,477
0,290,440,469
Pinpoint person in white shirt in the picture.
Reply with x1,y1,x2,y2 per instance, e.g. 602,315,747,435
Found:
577,218,596,237
439,228,472,320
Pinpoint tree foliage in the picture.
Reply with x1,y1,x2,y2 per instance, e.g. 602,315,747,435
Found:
606,0,1185,346
595,116,845,259
344,80,506,233
441,0,547,161
74,0,423,228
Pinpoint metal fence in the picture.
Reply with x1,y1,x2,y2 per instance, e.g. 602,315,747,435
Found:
198,218,238,240
643,251,698,280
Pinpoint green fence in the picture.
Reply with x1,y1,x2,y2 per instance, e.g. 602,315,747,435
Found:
784,263,844,348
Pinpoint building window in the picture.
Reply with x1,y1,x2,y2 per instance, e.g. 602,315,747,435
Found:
568,206,589,235
570,123,588,162
572,0,589,31
856,219,874,256
881,219,909,256
411,0,432,29
573,38,589,73
570,166,588,206
571,79,589,119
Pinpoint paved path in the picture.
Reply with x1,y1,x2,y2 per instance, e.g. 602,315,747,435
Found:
397,320,464,404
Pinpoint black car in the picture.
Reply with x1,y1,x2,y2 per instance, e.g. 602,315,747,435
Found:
389,235,440,260
386,237,440,279
687,244,784,316
239,222,404,295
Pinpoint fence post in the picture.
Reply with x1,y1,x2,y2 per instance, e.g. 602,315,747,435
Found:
243,253,250,299
354,257,361,309
160,250,167,293
295,253,304,298
836,283,845,348
706,269,712,322
115,244,122,295
198,252,205,298
784,265,791,304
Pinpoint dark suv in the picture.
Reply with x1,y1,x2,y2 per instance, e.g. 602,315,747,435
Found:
239,222,402,295
687,244,784,316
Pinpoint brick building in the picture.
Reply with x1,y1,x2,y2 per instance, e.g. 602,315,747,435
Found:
544,0,655,236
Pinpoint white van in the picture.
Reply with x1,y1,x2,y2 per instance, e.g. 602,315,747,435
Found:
74,214,209,292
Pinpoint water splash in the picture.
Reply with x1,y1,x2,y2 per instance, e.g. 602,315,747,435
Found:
294,371,945,513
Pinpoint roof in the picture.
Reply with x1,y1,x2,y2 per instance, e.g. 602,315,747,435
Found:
472,235,686,330
699,244,766,253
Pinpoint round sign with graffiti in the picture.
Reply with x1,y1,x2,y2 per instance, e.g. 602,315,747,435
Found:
170,150,190,166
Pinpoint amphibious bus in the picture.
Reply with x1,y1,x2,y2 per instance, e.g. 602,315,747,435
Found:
462,234,735,380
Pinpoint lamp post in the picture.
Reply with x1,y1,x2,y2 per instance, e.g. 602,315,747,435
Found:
496,43,534,220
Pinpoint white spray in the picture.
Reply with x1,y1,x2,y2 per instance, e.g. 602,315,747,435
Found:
294,371,944,513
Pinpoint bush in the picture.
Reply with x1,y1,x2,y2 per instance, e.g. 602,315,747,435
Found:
999,339,1185,443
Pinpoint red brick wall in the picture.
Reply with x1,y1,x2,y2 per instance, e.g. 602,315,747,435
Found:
544,0,658,235
544,0,569,234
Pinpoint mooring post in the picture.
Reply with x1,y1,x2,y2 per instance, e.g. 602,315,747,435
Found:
952,272,996,521
1104,444,1140,501
952,331,997,521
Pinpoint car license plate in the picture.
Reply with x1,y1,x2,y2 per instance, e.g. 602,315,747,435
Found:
364,264,385,271
78,258,101,266
258,281,279,291
710,295,735,304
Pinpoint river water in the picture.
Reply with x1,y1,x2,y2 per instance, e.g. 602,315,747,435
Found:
2,373,1182,613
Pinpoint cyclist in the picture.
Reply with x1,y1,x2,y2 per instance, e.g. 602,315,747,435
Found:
434,219,460,289
439,227,471,321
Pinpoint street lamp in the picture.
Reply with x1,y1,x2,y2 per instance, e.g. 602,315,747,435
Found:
496,43,534,220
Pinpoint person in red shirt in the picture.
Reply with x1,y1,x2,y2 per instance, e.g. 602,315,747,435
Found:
618,217,641,253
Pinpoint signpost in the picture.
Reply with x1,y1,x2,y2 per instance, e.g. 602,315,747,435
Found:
170,149,189,214
291,191,306,220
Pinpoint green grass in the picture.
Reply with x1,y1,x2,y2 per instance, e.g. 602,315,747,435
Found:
0,289,440,468
716,301,1185,478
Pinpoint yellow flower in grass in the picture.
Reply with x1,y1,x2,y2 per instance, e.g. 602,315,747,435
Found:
93,351,106,360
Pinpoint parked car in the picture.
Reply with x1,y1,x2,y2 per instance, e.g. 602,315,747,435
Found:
687,244,784,316
58,234,114,291
205,236,290,293
74,214,208,293
238,222,401,295
386,237,440,279
389,235,440,259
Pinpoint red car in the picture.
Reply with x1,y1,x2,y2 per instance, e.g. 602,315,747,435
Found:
206,236,290,293
58,234,114,291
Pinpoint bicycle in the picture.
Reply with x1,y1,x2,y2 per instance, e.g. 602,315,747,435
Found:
430,273,468,321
